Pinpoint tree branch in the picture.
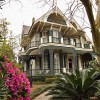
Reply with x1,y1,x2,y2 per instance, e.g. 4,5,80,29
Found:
80,0,96,33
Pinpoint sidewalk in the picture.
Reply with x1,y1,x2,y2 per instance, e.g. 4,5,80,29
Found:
33,91,52,100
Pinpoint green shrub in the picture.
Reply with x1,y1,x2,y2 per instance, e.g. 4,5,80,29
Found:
27,75,59,84
32,76,45,82
28,75,60,83
46,77,59,83
47,69,100,100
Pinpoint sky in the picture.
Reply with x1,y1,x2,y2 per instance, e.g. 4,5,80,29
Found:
0,0,67,36
0,0,96,52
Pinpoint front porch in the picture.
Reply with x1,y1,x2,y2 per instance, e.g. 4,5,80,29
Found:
23,47,77,75
22,47,93,76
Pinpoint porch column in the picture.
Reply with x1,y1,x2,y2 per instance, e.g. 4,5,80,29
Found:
60,51,63,69
64,53,67,68
62,53,67,73
23,62,27,72
73,49,78,72
78,55,82,70
77,55,79,69
49,49,54,75
41,50,44,69
39,57,41,69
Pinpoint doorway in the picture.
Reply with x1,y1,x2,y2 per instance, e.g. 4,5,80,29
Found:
68,59,73,72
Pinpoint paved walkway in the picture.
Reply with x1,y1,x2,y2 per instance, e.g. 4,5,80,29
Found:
33,91,71,100
33,91,52,100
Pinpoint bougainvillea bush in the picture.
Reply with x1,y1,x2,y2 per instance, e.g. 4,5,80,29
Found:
0,56,30,100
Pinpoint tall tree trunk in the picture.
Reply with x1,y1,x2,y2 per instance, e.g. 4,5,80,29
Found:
80,0,100,65
95,0,100,65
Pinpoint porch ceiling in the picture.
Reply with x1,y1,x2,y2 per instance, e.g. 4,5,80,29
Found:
76,49,93,54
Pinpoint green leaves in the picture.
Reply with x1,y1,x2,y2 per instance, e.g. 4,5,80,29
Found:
0,42,15,61
0,63,8,99
47,68,100,100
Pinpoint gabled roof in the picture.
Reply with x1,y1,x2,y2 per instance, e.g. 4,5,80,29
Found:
27,7,78,36
35,7,68,22
22,7,91,41
35,7,82,30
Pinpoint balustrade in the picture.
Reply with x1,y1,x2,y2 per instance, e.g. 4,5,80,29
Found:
25,37,91,51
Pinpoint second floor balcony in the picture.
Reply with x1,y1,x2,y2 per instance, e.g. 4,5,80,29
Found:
26,41,40,51
25,36,93,52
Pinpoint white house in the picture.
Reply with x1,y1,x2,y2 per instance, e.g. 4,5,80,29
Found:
19,7,93,76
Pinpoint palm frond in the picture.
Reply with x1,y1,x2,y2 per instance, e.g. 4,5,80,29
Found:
47,68,100,100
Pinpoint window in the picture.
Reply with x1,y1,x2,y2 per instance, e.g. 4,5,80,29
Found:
54,53,60,74
42,31,47,37
53,30,60,43
42,31,48,43
44,53,48,69
53,30,59,38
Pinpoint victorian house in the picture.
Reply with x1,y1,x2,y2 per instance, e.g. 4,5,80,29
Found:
19,7,93,76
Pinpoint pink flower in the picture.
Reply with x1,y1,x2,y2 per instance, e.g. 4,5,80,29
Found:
20,72,25,78
18,97,23,100
7,68,15,75
13,90,18,95
1,57,30,100
24,96,30,100
6,62,12,69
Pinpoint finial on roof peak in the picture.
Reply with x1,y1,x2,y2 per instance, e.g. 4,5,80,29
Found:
53,0,58,14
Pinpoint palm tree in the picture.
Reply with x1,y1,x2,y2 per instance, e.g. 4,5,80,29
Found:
46,69,100,100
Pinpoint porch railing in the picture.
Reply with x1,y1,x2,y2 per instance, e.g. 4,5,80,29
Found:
42,37,48,43
24,69,51,76
25,41,40,51
52,37,60,43
84,44,90,49
54,69,62,75
25,38,92,51
63,39,73,45
24,69,64,76
75,43,82,48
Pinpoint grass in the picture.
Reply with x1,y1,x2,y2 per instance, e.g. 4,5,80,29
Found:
30,84,52,100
